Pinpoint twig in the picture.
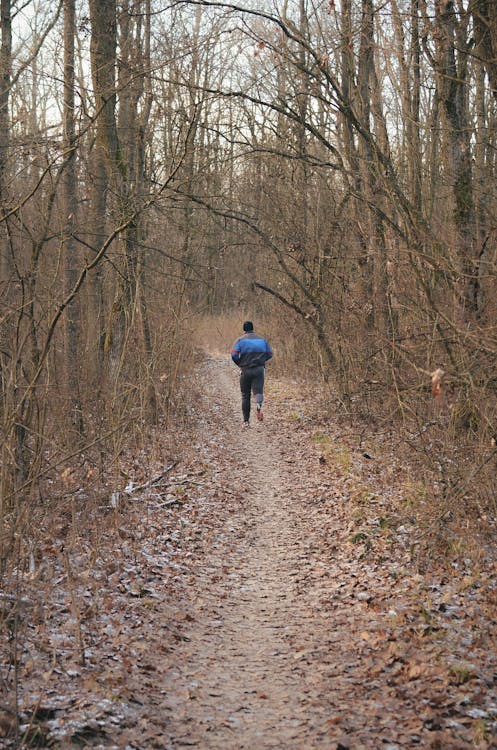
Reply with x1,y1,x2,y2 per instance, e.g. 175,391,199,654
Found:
125,461,178,496
62,553,86,667
420,447,497,536
159,498,184,508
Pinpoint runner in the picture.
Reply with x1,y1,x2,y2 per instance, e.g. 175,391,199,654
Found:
230,321,273,427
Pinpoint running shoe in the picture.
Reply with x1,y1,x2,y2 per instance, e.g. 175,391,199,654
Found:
256,408,263,422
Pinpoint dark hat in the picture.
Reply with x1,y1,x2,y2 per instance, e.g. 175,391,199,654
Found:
243,320,254,332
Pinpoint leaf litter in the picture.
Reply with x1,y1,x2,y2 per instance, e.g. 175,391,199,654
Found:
1,356,496,748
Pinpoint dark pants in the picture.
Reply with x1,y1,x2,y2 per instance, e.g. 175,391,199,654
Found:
240,366,265,422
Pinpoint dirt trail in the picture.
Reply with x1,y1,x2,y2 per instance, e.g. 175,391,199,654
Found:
156,356,444,750
154,359,497,749
162,358,337,748
6,355,496,749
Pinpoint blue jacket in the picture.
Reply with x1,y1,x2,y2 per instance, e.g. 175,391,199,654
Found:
231,331,273,369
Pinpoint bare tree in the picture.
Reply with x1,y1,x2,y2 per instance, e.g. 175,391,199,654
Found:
0,0,11,285
63,0,83,430
433,0,476,315
472,0,497,100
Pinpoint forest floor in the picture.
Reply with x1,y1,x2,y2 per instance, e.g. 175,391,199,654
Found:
2,355,497,749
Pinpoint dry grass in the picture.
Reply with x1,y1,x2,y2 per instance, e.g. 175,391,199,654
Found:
0,309,196,591
190,312,243,357
191,311,323,382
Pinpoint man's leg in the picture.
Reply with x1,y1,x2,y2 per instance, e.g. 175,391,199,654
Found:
240,369,252,423
251,367,265,421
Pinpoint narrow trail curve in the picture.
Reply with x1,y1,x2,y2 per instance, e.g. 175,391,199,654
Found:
161,358,345,749
127,356,495,750
4,356,494,748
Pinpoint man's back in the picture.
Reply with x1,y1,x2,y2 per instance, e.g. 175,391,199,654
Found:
231,331,272,369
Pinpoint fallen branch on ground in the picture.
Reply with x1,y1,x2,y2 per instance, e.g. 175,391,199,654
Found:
124,462,178,496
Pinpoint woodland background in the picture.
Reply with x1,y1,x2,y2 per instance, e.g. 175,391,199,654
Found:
1,0,497,693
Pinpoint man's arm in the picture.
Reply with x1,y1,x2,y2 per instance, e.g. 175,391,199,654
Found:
265,340,273,362
231,339,241,366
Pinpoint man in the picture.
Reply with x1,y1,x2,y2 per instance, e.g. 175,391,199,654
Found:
231,321,273,427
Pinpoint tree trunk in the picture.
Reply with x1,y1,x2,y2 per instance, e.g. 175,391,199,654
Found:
472,0,497,101
63,0,83,431
89,0,129,381
89,148,107,368
357,0,389,338
89,0,119,376
0,0,11,287
409,0,422,212
180,5,202,303
434,0,475,316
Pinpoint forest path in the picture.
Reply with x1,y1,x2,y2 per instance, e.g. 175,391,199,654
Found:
160,356,340,748
9,355,495,749
152,356,440,750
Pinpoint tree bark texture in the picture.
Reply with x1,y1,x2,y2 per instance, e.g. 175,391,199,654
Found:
434,0,476,315
0,0,11,286
63,0,83,430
